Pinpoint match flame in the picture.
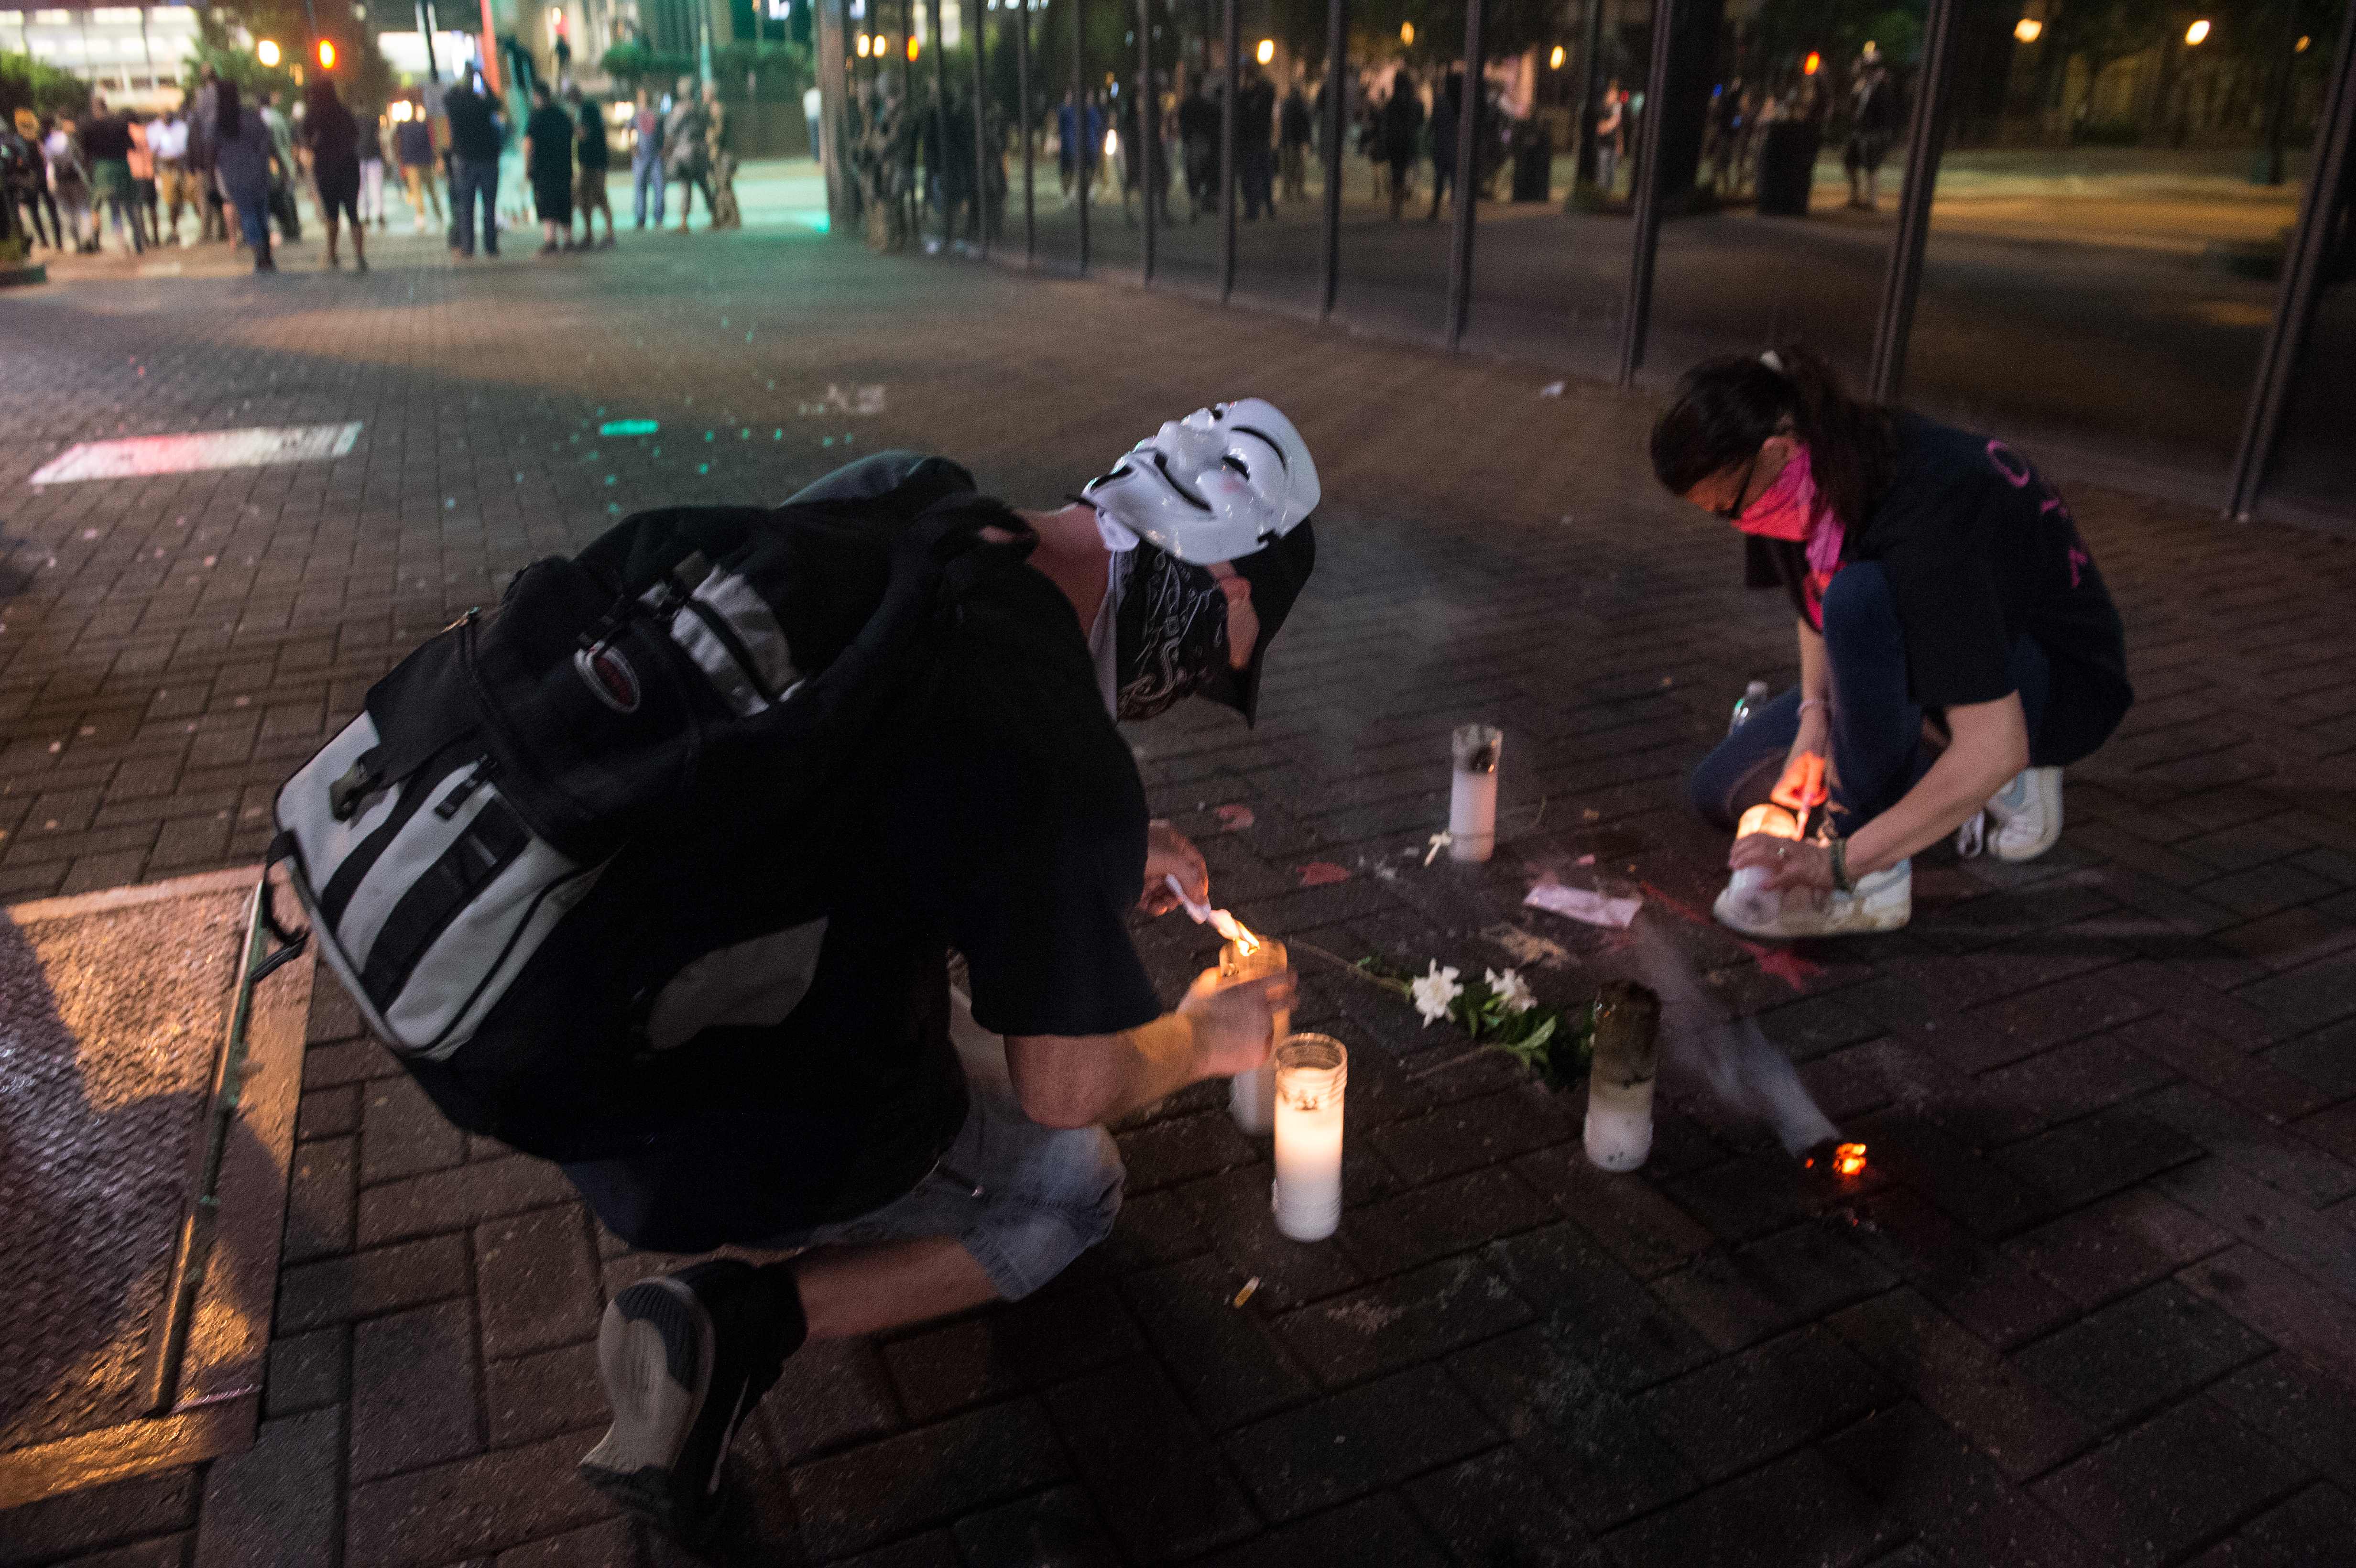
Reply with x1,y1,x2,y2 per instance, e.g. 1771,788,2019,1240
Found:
1736,803,1805,841
1231,922,1263,957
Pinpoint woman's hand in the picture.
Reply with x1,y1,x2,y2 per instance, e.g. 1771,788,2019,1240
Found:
1140,819,1208,915
1771,749,1830,814
1730,832,1835,893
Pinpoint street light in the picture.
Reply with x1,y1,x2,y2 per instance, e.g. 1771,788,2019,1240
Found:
1801,50,1821,75
256,37,281,65
2185,19,2210,45
1255,37,1273,65
316,38,335,68
2013,17,2042,43
905,33,918,58
855,31,869,54
1399,21,1412,45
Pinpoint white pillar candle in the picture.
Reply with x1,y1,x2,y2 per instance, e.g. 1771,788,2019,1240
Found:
1449,724,1503,863
1271,1033,1347,1240
1584,980,1660,1173
1219,936,1288,1135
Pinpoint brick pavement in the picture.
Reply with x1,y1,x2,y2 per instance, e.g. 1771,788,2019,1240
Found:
2,228,2355,1567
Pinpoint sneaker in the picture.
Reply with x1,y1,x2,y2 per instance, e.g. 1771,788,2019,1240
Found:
1714,859,1912,939
578,1260,800,1544
1961,766,2063,863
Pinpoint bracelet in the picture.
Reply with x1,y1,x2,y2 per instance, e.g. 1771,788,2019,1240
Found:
1797,698,1830,719
1828,837,1854,893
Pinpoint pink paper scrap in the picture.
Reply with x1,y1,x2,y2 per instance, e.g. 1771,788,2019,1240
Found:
1524,883,1642,929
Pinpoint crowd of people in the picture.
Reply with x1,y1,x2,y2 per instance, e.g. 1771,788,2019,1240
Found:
0,63,749,272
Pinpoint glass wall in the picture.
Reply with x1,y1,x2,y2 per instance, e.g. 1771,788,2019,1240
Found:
1328,11,1453,347
1020,0,1097,272
1458,0,1635,381
1640,0,1918,387
1908,0,2353,483
2266,68,2356,512
1224,0,1330,316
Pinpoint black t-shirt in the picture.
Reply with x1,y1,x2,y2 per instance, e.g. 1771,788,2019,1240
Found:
576,102,611,169
393,119,433,165
445,89,503,159
1746,414,2131,764
303,99,360,171
581,543,1164,1236
526,104,574,179
81,115,133,161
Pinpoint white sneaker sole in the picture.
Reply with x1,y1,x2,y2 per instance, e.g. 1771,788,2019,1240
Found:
1991,766,2064,862
1713,868,1912,940
579,1277,713,1509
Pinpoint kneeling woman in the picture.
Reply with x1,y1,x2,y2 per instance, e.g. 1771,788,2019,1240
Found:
1655,346,2132,939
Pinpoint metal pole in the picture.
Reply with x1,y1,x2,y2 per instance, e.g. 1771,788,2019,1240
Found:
933,0,950,250
2226,0,2356,518
1219,0,1236,298
1138,0,1156,278
1443,0,1483,348
1614,0,1675,387
899,0,915,239
1073,0,1090,270
1574,0,1603,188
1865,0,1962,403
1018,0,1036,261
416,0,441,79
819,0,850,225
1318,0,1344,318
972,0,990,251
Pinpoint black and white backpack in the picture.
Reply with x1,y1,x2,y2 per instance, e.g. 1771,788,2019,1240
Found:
271,456,1027,1156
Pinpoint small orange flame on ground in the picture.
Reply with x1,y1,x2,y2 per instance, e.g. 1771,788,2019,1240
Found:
1834,1142,1868,1176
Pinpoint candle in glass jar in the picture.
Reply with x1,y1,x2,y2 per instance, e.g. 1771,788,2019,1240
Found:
1584,980,1661,1172
1271,1033,1347,1240
1219,934,1288,1135
1449,724,1504,863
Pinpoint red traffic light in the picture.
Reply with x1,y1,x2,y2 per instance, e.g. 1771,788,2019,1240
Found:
317,38,337,69
1801,49,1821,75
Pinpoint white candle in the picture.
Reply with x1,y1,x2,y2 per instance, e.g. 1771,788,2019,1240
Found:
1271,1033,1347,1240
1584,981,1660,1173
1220,936,1288,1135
1449,724,1503,863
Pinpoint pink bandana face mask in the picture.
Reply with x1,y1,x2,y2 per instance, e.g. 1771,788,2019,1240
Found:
1733,442,1845,579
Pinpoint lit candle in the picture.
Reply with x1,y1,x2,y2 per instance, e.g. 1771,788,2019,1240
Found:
1271,1033,1346,1240
1449,725,1503,862
1219,932,1289,1134
1584,980,1660,1172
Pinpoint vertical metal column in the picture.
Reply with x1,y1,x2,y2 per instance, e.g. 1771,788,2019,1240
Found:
1319,0,1345,318
1073,0,1091,270
1574,0,1603,189
972,0,991,253
1138,0,1157,279
933,0,951,250
899,0,916,241
1443,0,1484,348
2226,0,2356,519
1614,0,1676,388
1219,0,1238,298
1018,0,1036,262
1865,0,1962,403
818,0,852,226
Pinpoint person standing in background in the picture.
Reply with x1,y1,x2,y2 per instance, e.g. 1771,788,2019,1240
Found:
259,90,301,242
1593,78,1624,196
358,108,388,230
523,80,576,253
127,114,159,244
5,109,57,250
804,82,823,163
443,74,505,257
47,115,95,251
663,76,713,233
211,98,279,270
1278,73,1311,204
393,100,441,231
1427,69,1458,222
630,87,665,229
703,80,740,229
148,105,191,243
1235,65,1274,219
301,77,367,270
189,66,235,242
572,87,615,248
1378,75,1421,220
80,96,145,253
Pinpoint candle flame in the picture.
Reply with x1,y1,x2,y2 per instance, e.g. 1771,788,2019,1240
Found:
1736,803,1805,840
1232,922,1263,957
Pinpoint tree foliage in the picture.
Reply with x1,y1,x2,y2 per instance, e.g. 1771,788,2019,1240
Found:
0,51,93,120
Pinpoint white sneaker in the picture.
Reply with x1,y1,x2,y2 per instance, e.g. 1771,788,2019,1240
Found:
1957,766,2062,862
1713,860,1912,939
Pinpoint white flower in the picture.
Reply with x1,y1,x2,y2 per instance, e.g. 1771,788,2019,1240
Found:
1485,967,1536,1014
1411,961,1464,1026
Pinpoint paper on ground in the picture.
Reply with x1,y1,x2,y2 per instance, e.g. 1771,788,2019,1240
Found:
1525,882,1642,929
31,423,362,484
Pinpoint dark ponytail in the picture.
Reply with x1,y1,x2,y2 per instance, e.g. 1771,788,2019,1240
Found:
1648,343,1898,531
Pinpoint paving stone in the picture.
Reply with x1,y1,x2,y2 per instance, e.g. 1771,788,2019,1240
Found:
359,1075,469,1187
788,1399,1068,1559
1829,1286,2092,1479
1849,1189,2077,1350
282,1135,356,1264
276,1234,469,1333
2159,1158,2356,1307
2210,1354,2356,1494
1512,1146,1714,1280
356,1157,583,1248
0,1473,198,1567
1629,1326,1892,1483
475,1208,602,1361
1446,1325,1699,1529
1336,1164,1556,1275
1368,1089,1578,1185
1598,1448,1904,1568
1117,1254,1315,1430
491,1517,637,1568
296,1084,362,1143
1481,1222,1712,1394
1191,1492,1451,1568
344,1429,617,1568
1820,1403,2102,1568
193,1406,342,1568
1403,1446,1607,1568
1991,1108,2203,1214
1222,1363,1496,1522
2003,1187,2234,1311
2031,1398,2310,1568
485,1342,606,1450
2134,1082,2356,1208
263,1325,349,1420
1174,1166,1366,1313
1042,1362,1258,1563
1115,1111,1259,1193
949,1485,1123,1568
349,1300,484,1483
756,1336,904,1464
2176,1244,2356,1391
1276,1254,1532,1386
41,1537,191,1568
2012,1281,2274,1431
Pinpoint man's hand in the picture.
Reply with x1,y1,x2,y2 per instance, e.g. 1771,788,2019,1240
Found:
1140,820,1208,915
1178,967,1295,1078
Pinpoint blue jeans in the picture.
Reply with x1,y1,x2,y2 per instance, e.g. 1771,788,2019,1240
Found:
224,181,271,257
1689,562,2055,833
633,155,665,225
450,155,499,255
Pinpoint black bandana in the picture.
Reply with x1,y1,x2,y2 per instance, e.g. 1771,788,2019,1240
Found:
1112,542,1232,722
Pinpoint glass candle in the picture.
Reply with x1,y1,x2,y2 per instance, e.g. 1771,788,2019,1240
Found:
1271,1033,1347,1240
1219,935,1288,1135
1584,980,1660,1172
1449,724,1503,862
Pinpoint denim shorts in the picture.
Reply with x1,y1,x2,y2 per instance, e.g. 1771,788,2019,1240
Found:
740,989,1124,1302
